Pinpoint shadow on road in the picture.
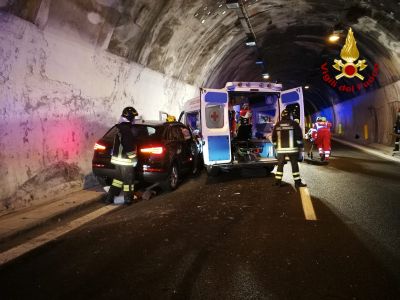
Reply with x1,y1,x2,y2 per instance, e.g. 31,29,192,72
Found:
0,174,398,299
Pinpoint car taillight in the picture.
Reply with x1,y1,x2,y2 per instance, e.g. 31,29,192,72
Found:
94,143,106,151
140,146,164,155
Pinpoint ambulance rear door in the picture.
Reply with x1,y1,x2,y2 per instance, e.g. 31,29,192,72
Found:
279,87,305,136
200,88,231,165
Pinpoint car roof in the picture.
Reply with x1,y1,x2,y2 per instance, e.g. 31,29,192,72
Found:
135,120,186,127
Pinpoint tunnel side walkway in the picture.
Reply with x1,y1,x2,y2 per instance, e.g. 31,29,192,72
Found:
0,138,399,248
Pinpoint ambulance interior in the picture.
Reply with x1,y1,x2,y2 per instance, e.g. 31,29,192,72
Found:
228,92,279,142
228,91,280,162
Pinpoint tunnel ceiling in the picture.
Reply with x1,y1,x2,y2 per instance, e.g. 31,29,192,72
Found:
4,0,400,113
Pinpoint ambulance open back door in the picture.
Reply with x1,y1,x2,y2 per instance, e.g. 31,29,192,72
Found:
200,88,231,167
279,87,305,136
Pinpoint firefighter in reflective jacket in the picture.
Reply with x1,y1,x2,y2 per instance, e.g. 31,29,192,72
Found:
272,109,307,188
105,106,139,205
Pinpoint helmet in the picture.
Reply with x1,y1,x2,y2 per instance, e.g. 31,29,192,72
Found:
316,116,322,122
321,117,327,122
281,109,290,119
166,115,176,122
122,106,138,122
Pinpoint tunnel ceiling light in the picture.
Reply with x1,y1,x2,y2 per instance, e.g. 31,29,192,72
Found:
328,31,341,42
304,85,310,89
255,58,264,65
262,72,270,79
226,0,240,9
245,37,256,46
328,23,343,42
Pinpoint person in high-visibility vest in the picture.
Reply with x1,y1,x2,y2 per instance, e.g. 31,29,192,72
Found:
104,106,138,205
272,109,307,188
313,116,332,161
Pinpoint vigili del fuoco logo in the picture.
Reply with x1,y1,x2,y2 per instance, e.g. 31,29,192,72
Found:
321,28,379,93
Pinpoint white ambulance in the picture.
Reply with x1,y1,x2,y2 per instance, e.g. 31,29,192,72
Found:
179,82,305,176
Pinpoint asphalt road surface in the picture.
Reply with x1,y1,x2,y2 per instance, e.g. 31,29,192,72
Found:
0,141,399,299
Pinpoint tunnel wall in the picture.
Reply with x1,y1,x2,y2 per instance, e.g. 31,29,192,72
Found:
0,13,198,212
317,81,400,146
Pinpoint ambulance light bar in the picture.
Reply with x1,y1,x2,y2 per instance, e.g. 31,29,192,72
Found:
225,82,283,91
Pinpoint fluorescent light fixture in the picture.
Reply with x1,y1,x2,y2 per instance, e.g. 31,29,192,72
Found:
226,0,240,9
328,33,340,42
255,58,264,65
328,30,342,42
304,85,310,89
262,73,270,79
245,37,256,46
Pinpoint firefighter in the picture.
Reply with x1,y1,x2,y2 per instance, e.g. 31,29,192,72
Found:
313,116,332,161
394,109,400,152
272,109,307,188
104,106,139,205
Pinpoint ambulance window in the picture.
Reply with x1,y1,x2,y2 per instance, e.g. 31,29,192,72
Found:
205,105,224,129
186,112,200,131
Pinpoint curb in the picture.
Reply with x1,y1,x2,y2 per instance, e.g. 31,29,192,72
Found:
0,191,104,245
332,137,400,164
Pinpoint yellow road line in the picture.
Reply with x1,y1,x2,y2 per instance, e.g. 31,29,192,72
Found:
0,205,119,266
299,187,317,221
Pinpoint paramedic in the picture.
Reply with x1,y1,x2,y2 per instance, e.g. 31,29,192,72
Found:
313,116,332,161
104,106,138,205
394,109,400,152
272,109,307,188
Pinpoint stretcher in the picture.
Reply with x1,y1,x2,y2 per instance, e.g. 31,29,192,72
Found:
303,132,329,165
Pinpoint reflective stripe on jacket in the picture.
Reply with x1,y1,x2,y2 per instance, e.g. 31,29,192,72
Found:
111,121,137,166
272,119,303,154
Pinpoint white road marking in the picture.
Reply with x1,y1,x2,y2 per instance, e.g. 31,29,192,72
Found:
0,205,119,266
299,187,317,221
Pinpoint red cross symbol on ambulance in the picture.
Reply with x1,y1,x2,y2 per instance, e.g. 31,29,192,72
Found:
210,111,219,122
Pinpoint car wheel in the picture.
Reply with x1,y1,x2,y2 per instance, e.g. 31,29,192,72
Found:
162,162,180,191
206,165,220,177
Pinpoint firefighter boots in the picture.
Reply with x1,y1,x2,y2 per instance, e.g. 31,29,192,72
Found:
104,186,120,204
295,180,307,188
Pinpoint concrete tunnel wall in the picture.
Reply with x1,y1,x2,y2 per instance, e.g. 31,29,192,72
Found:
314,82,400,146
322,80,400,146
0,12,198,212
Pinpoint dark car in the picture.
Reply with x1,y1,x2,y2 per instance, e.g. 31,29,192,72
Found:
92,121,201,191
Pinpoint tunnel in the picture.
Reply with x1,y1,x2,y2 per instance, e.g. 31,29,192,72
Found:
0,0,400,212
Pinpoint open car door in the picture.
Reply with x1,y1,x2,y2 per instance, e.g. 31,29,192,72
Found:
200,88,231,165
279,87,305,136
